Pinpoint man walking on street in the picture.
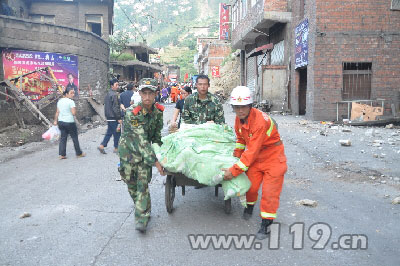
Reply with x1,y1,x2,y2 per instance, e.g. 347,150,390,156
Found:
222,86,287,240
182,74,225,125
120,82,134,115
98,79,122,154
118,78,166,233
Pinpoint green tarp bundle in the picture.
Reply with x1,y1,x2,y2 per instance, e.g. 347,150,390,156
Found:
152,123,251,206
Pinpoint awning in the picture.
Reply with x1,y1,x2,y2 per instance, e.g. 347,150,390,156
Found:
247,43,274,58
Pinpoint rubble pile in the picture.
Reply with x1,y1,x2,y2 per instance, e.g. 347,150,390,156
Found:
210,55,240,96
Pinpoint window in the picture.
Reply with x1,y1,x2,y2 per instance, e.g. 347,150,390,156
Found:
86,14,103,36
391,0,400,10
232,2,237,29
241,0,247,19
30,14,55,24
271,40,285,65
342,62,372,100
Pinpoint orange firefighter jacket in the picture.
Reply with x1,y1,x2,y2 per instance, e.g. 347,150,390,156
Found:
229,108,281,177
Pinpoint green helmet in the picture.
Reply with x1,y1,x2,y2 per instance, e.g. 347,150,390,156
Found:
138,78,158,91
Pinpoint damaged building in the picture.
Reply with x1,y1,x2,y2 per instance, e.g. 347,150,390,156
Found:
196,37,232,77
110,43,163,84
230,0,400,121
0,0,114,128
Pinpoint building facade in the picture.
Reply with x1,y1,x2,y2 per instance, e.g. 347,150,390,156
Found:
231,0,291,112
0,0,114,128
111,43,162,83
1,0,113,39
231,0,400,120
197,37,231,77
290,0,400,121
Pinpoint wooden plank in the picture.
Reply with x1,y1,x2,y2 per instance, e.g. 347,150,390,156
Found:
391,104,398,117
13,100,26,129
349,118,400,127
87,98,106,121
36,92,60,110
0,89,16,100
4,79,52,127
0,67,48,84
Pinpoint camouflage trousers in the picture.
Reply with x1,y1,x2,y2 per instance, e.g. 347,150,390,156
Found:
119,162,152,226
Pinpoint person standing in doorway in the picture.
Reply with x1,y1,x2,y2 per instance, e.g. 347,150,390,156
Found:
98,79,122,154
53,87,85,159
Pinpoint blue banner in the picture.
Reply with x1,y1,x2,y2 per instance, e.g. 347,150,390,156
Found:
295,19,309,69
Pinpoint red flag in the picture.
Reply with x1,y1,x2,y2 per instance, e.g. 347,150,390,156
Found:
184,73,189,82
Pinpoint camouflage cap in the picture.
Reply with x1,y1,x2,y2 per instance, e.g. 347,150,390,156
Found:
138,78,158,91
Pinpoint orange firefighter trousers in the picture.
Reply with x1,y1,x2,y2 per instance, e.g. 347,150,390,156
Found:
246,143,287,219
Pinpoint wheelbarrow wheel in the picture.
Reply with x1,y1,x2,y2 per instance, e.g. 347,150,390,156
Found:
165,175,175,213
224,198,232,214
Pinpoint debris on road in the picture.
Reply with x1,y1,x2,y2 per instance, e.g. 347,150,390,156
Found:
20,212,31,219
339,139,352,146
295,199,318,207
391,197,400,204
365,129,376,137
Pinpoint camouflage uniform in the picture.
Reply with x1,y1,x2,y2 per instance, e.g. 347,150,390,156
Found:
182,92,225,124
118,79,164,227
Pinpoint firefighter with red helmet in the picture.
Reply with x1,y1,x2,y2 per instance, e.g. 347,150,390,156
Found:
222,86,287,240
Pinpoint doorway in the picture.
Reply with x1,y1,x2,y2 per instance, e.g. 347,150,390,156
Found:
298,68,307,115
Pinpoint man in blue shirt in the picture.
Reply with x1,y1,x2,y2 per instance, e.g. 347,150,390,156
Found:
120,83,135,115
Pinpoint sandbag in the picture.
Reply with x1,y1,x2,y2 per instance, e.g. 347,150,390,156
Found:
152,123,251,206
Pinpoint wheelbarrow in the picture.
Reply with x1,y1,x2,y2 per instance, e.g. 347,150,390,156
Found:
164,171,232,214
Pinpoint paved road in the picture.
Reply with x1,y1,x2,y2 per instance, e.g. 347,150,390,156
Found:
1,103,399,266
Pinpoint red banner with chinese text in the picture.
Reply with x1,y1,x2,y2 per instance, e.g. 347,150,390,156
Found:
212,66,220,78
219,3,230,40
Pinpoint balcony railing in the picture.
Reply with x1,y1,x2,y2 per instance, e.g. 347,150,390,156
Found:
231,0,291,49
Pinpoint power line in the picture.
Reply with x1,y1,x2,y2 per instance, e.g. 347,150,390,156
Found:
115,1,146,42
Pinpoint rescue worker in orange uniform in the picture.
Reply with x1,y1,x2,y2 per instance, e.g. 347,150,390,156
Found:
170,84,178,103
222,86,287,240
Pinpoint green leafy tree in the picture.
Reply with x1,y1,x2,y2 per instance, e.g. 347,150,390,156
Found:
109,31,130,59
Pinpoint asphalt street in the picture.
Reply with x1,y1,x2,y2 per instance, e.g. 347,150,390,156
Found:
1,103,399,266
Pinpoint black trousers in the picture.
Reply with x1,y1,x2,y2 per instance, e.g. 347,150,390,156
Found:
58,121,83,156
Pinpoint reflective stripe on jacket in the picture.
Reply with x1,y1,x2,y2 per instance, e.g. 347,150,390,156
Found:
230,108,281,177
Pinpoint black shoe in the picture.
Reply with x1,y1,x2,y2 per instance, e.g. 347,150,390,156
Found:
256,219,273,240
242,204,254,220
135,222,147,233
97,147,106,154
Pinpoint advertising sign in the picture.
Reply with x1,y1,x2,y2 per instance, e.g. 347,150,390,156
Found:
2,49,79,101
295,19,309,69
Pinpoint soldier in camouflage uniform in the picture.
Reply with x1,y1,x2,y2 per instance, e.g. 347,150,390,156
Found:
118,78,165,233
182,75,225,124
